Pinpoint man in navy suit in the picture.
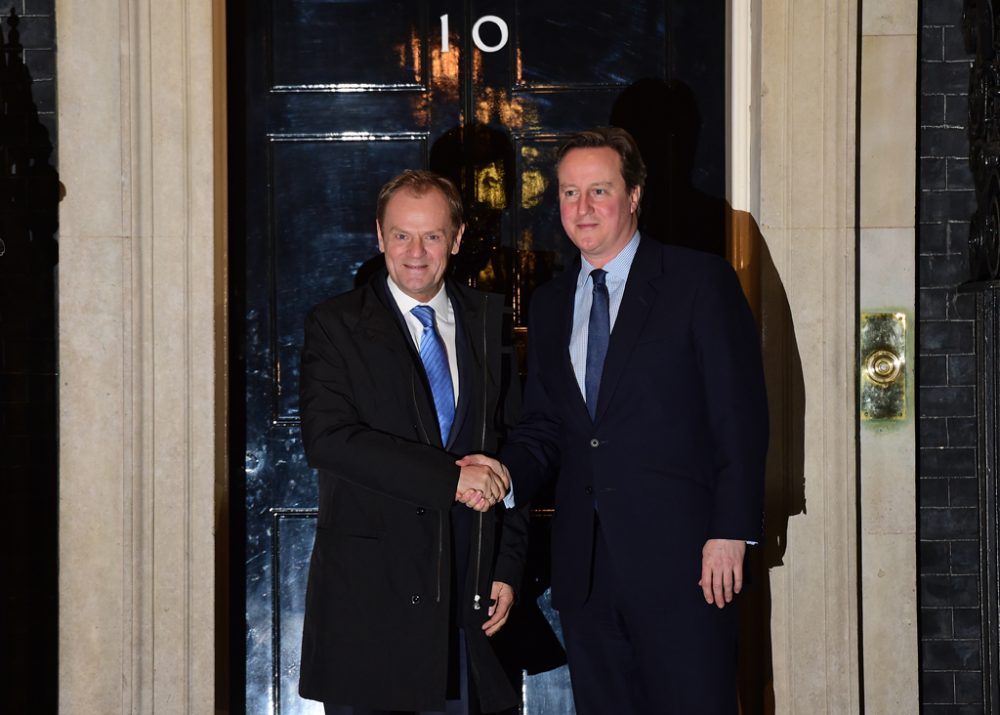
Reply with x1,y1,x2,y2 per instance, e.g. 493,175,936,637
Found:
462,127,768,714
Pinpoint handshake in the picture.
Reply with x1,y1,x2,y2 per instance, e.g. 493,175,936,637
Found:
453,454,511,512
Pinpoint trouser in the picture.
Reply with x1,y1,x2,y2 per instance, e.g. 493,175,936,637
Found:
558,520,739,715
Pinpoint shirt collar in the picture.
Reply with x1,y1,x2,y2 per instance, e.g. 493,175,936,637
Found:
385,276,453,322
576,230,642,289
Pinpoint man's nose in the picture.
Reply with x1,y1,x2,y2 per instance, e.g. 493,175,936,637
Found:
407,237,426,255
576,193,591,214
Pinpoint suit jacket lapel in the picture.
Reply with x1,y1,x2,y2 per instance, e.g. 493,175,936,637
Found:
594,236,661,422
548,259,593,430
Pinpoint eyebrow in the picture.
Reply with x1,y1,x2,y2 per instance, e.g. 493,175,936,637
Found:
386,226,447,235
559,181,614,189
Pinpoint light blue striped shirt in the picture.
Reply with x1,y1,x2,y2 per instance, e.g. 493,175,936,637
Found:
569,231,642,398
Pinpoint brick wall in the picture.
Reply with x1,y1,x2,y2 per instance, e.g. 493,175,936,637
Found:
919,1,984,711
0,1,57,712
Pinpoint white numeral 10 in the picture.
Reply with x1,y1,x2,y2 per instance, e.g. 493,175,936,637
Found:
440,14,509,53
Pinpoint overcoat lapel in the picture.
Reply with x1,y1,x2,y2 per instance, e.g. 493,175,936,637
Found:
356,279,410,356
362,273,446,448
447,283,482,451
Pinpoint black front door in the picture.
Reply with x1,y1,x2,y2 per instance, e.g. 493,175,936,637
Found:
230,2,725,712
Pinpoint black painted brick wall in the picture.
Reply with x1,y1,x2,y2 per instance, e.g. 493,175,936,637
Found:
0,0,57,713
919,0,984,711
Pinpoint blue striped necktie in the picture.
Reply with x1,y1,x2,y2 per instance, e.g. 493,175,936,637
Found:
585,268,609,420
411,305,455,443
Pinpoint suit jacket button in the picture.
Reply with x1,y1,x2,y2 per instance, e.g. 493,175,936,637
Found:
585,486,593,495
590,438,600,448
416,507,426,516
411,594,422,605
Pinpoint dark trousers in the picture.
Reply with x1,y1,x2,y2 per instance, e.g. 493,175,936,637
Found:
558,520,739,715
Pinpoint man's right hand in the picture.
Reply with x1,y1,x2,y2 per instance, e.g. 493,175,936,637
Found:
454,457,509,512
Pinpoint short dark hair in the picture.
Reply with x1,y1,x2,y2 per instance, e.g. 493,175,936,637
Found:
376,169,464,233
556,127,647,193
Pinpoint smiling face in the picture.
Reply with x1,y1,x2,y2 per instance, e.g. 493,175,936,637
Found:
376,187,463,302
557,146,641,268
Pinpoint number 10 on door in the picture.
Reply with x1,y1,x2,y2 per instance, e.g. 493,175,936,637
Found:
440,14,509,53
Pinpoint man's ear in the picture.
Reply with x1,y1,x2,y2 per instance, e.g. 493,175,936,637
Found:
630,186,641,214
375,221,386,253
451,223,466,255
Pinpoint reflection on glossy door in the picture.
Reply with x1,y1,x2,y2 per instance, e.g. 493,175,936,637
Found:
233,1,724,712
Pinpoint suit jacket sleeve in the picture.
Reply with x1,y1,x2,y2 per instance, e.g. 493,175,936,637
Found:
491,305,530,596
299,307,460,510
693,260,769,541
494,502,529,596
498,296,561,506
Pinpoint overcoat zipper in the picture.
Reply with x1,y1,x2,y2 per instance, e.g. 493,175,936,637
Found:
473,295,489,611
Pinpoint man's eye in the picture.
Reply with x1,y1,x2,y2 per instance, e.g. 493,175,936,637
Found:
593,188,607,195
425,234,440,241
563,189,577,198
395,234,408,241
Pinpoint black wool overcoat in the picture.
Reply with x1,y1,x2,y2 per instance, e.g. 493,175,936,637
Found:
298,272,527,713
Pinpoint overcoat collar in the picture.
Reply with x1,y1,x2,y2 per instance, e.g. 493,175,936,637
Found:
355,268,484,450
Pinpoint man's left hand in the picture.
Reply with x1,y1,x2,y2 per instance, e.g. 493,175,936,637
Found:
699,539,746,608
482,581,514,637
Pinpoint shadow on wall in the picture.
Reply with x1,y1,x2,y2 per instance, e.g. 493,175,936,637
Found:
740,224,807,715
0,8,61,715
611,77,807,715
610,77,727,257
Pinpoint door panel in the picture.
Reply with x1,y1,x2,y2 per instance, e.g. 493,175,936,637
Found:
270,137,426,420
233,2,724,712
270,3,427,89
513,3,666,86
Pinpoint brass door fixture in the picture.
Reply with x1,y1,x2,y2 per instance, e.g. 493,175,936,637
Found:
860,312,907,421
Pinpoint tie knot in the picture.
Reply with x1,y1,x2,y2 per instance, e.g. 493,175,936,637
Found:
411,304,436,329
590,268,607,288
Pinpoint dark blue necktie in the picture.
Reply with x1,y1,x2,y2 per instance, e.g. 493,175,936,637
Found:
411,305,455,443
585,268,609,420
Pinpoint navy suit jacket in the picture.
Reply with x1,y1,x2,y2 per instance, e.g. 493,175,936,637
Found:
501,237,768,611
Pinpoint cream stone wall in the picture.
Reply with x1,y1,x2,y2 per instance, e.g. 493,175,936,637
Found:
57,0,220,711
747,0,918,712
757,0,861,711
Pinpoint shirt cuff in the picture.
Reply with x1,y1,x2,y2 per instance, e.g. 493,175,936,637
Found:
503,484,516,509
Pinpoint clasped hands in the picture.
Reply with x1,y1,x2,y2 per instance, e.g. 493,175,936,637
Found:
453,454,509,512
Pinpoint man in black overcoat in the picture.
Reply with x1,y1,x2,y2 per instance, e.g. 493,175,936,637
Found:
298,170,527,714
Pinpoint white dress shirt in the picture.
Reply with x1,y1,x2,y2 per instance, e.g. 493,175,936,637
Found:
568,231,641,397
385,277,459,404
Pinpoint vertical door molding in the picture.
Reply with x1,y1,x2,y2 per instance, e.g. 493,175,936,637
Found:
57,0,221,711
725,0,761,308
857,2,919,712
